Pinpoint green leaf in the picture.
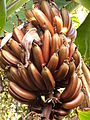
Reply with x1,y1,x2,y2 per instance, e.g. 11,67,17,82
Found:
74,0,90,10
0,0,6,34
55,0,70,9
65,1,79,12
6,0,14,6
77,109,90,120
4,0,33,33
75,13,90,63
7,0,31,17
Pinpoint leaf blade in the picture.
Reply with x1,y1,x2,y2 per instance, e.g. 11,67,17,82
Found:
7,0,31,17
0,0,6,34
75,13,90,63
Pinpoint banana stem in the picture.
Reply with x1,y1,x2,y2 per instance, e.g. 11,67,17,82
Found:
79,68,90,107
41,103,52,120
82,60,90,86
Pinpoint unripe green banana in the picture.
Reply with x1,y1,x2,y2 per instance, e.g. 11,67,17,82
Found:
41,65,55,92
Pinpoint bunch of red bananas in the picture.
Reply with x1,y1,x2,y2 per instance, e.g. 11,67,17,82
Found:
0,0,84,119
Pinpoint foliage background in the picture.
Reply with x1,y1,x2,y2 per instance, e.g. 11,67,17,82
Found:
0,0,90,119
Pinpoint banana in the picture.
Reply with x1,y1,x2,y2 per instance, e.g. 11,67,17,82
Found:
50,33,60,56
50,2,61,18
0,51,10,66
59,44,69,66
1,49,20,66
69,42,76,61
9,81,37,100
32,42,44,71
9,87,31,105
13,24,24,43
47,52,59,73
59,34,68,46
8,38,23,59
65,78,82,102
67,28,77,42
41,0,52,23
41,65,55,92
66,60,76,79
42,30,51,63
32,8,54,35
55,62,69,81
20,50,25,64
73,49,81,68
0,60,6,69
53,108,70,116
7,67,30,91
18,64,38,91
24,6,39,26
60,72,78,101
62,91,84,109
67,15,72,33
61,8,69,34
27,62,46,91
53,16,63,34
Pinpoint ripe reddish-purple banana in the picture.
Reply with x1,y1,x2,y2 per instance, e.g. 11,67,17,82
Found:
59,44,69,66
13,24,24,43
65,78,82,102
8,66,31,91
1,49,20,66
50,33,60,56
69,42,76,61
41,65,55,92
9,87,30,105
8,38,22,59
55,62,69,81
62,91,84,109
61,8,69,34
18,64,38,91
27,62,46,91
73,49,81,68
53,16,63,33
32,42,44,71
60,72,78,101
9,82,37,100
47,52,59,73
41,0,52,23
42,30,51,63
32,8,54,35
